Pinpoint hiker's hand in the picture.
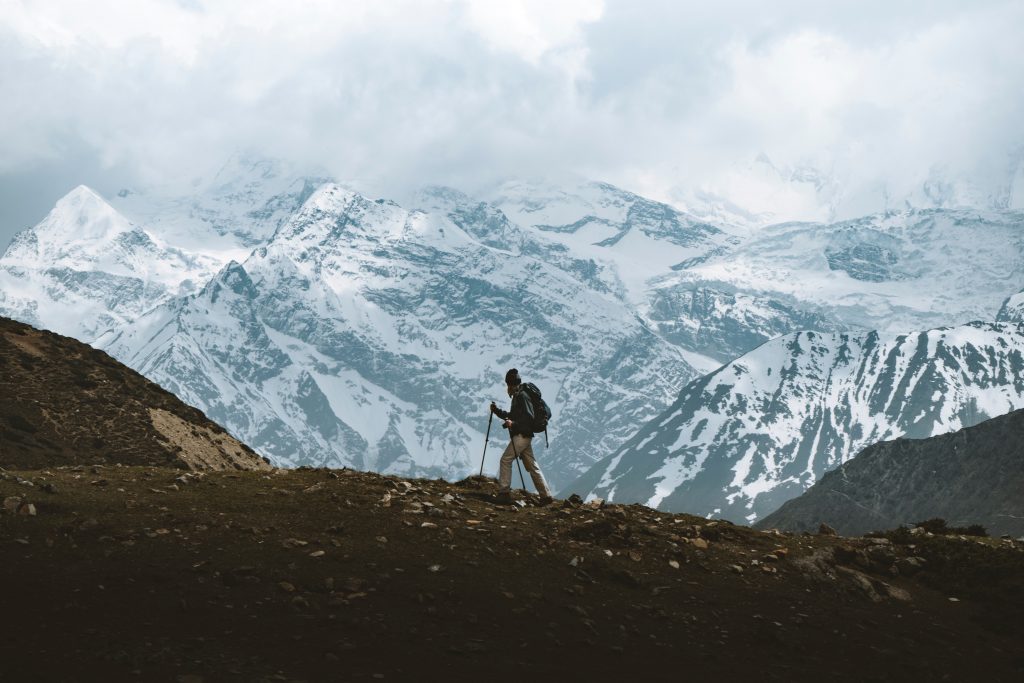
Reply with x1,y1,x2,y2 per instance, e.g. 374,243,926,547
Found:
489,402,498,414
503,419,513,429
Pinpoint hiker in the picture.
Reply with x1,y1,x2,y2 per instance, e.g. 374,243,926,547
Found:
489,368,553,503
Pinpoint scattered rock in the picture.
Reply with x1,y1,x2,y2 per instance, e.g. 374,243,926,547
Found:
818,523,838,536
691,538,709,550
896,557,927,577
278,582,296,593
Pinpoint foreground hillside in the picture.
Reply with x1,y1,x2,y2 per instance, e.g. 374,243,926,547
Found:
758,408,1024,537
0,316,270,471
1,466,1021,681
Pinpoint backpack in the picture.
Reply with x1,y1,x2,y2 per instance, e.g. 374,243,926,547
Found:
520,383,552,438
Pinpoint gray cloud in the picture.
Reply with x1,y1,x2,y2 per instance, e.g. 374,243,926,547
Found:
2,0,1022,247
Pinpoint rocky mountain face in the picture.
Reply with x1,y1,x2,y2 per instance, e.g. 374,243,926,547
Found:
0,316,269,471
755,407,1024,537
567,322,1024,523
95,184,699,485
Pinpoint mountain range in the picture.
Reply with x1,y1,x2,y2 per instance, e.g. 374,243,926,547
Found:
2,154,1023,519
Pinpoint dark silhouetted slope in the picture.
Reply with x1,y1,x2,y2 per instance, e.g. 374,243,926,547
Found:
757,408,1024,537
0,316,270,471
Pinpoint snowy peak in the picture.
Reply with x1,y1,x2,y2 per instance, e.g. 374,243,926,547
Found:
997,289,1024,323
4,185,135,265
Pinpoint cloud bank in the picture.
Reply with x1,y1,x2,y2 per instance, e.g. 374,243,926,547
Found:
1,0,1023,241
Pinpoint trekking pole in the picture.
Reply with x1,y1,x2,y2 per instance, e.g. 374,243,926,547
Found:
508,434,528,492
479,411,494,476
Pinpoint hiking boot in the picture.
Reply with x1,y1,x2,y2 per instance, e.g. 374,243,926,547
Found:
494,488,514,504
538,495,554,506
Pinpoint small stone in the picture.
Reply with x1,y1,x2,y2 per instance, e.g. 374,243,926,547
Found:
427,564,442,573
885,585,912,602
3,496,21,513
309,550,325,558
628,550,642,562
375,536,388,544
896,556,926,577
282,538,309,548
691,538,708,550
420,522,437,529
668,560,680,569
278,581,296,593
17,502,37,516
569,556,582,567
604,549,614,557
818,523,838,536
948,597,960,602
729,564,744,574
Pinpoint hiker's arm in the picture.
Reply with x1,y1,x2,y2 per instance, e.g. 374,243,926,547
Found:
491,402,510,420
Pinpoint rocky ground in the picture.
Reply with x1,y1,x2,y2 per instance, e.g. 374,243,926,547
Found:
0,316,269,471
1,465,1022,682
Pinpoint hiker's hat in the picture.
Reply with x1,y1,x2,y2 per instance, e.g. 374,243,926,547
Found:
505,368,520,385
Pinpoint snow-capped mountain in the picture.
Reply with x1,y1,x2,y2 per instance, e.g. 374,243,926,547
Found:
4,155,1024,503
671,152,1024,227
485,179,736,307
567,321,1024,523
0,156,331,341
0,186,222,339
662,207,1024,336
95,184,698,485
998,289,1024,323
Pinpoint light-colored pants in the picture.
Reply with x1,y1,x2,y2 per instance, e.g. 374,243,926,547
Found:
499,434,551,497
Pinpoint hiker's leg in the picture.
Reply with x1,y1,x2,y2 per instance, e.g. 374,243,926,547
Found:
498,441,516,488
516,436,551,498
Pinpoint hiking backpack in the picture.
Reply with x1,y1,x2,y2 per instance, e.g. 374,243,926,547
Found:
520,383,552,442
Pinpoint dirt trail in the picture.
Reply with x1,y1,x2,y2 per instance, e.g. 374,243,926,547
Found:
1,466,1021,682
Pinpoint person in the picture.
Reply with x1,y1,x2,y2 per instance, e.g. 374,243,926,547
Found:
490,368,553,503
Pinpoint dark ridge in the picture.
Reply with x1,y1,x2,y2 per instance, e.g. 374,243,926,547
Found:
757,408,1024,537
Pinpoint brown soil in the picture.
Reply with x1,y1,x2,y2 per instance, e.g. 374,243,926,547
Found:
0,316,269,472
1,466,1021,682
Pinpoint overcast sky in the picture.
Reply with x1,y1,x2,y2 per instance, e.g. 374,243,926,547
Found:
2,0,1023,246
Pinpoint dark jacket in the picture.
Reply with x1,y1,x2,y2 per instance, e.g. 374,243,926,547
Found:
494,385,535,438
